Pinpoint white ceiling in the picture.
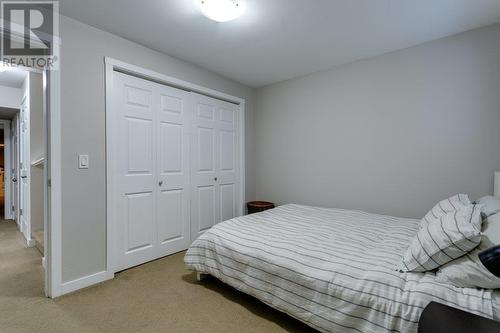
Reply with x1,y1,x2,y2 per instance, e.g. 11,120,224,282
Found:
59,0,500,87
0,68,26,88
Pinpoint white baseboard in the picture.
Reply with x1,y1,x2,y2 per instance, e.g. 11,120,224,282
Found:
60,270,114,295
26,238,35,247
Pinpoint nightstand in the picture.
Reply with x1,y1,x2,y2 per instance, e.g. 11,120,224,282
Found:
418,301,500,333
246,201,275,214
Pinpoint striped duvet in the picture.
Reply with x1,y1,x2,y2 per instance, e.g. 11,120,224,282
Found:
184,204,497,333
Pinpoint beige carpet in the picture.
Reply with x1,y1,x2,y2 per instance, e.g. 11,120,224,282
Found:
0,220,315,333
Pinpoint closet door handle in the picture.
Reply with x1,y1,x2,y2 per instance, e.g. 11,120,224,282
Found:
214,177,218,182
158,181,163,187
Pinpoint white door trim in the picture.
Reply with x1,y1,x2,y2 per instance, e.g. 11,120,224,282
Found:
105,57,246,276
45,68,63,298
0,119,12,220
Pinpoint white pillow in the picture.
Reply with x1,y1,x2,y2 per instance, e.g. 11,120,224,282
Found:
420,194,471,230
397,204,482,272
476,196,500,218
436,213,500,289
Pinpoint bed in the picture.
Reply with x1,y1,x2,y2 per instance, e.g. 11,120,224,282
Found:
184,204,498,333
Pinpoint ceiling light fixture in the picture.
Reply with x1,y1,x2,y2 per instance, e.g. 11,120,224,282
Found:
198,0,244,23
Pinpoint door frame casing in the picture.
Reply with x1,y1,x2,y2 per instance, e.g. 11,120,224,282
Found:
105,57,246,277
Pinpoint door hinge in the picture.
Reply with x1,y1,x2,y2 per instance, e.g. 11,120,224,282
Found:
20,208,23,216
11,206,15,212
47,179,51,187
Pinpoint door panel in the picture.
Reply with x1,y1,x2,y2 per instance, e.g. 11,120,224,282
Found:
155,84,190,255
159,122,182,173
220,183,235,222
191,96,218,241
157,189,183,243
220,130,235,171
113,72,190,272
125,192,154,252
197,103,214,120
160,94,182,114
198,127,214,171
126,118,153,173
197,185,216,232
125,85,152,108
219,107,234,124
114,73,156,271
190,92,239,241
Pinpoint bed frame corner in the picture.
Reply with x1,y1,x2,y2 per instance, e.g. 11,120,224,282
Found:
196,272,209,281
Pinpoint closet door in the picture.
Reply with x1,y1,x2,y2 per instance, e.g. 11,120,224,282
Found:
113,73,157,271
112,72,190,272
190,93,239,241
155,84,191,255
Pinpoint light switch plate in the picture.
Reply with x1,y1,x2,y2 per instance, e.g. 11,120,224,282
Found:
78,154,89,169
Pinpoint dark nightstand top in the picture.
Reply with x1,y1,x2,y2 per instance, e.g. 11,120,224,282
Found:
246,201,275,214
418,301,500,333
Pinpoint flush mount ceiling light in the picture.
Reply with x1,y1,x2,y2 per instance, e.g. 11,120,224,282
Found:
198,0,244,22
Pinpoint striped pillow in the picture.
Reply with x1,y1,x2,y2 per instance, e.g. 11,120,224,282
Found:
397,204,483,272
435,213,500,288
420,194,471,230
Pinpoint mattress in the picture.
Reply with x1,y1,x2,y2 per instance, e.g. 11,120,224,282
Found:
184,204,496,333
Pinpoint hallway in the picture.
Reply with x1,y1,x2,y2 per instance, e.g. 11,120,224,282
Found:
0,220,44,299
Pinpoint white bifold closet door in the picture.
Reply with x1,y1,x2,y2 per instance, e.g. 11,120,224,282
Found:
113,72,191,272
112,72,239,272
190,93,239,241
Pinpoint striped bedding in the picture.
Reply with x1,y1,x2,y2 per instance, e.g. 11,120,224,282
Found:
184,204,497,333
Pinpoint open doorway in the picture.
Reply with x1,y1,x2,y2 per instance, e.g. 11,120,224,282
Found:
0,66,46,293
0,121,12,220
0,127,4,217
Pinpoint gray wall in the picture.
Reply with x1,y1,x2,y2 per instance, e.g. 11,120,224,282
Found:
0,85,21,109
60,16,256,283
255,23,500,219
